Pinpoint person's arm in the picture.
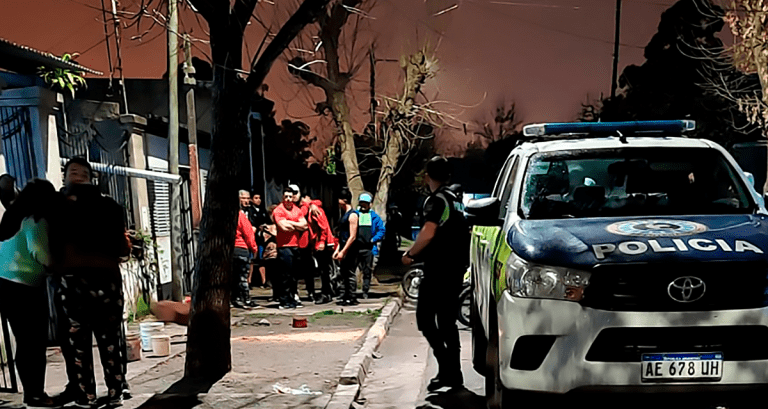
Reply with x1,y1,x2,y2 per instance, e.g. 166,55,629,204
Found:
371,212,386,243
26,218,52,268
273,208,295,232
292,216,308,232
241,213,258,253
402,194,445,265
404,222,436,259
337,213,358,259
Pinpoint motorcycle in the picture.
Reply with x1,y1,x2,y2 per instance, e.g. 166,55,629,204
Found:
401,264,471,326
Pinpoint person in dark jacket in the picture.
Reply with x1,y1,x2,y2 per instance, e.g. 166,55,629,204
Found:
402,156,466,392
0,179,60,408
56,157,131,408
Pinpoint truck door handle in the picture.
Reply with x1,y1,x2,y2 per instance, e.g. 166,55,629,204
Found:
474,232,483,237
480,240,490,246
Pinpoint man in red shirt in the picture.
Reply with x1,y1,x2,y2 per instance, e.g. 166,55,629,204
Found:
272,187,308,309
234,190,259,309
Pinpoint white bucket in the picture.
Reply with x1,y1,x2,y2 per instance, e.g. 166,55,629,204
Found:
139,322,165,352
151,335,171,357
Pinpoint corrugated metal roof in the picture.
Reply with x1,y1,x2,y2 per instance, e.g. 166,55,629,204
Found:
0,37,102,75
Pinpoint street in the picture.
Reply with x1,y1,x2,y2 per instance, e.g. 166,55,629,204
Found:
362,303,762,409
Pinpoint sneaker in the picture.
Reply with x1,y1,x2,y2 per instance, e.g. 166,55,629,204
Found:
279,303,296,310
71,397,98,408
107,395,124,407
347,298,360,306
315,295,331,305
52,386,79,406
362,292,369,299
23,394,58,408
122,388,132,400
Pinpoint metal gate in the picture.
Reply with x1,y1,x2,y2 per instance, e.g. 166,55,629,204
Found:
0,316,18,393
0,106,36,187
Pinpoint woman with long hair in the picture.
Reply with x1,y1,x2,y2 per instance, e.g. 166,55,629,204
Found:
0,178,59,408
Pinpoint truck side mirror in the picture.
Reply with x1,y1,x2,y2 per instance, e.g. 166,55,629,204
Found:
744,172,755,188
466,197,502,226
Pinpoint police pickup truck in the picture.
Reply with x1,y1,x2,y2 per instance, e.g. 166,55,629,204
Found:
466,120,768,407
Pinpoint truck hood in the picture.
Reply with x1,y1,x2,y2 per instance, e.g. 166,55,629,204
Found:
508,214,768,268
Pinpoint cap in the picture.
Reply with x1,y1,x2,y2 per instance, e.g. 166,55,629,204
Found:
288,184,300,194
358,193,372,203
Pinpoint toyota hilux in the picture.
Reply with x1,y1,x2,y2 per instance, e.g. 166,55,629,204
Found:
466,120,768,407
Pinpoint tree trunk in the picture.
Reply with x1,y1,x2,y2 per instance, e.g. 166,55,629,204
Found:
372,128,402,222
184,25,247,381
331,89,365,202
372,51,433,222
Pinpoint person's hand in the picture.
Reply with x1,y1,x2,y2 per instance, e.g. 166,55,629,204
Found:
317,242,326,251
401,251,414,266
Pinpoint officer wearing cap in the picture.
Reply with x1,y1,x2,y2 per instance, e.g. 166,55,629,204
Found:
402,156,466,391
355,192,385,299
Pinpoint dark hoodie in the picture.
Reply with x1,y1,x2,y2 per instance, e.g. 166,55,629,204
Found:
59,184,130,275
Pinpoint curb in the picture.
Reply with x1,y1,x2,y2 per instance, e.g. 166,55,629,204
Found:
325,297,403,409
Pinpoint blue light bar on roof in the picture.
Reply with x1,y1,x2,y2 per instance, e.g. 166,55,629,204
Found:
522,120,696,137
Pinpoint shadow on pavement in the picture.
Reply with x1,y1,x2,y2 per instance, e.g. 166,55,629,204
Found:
135,376,215,409
416,386,484,409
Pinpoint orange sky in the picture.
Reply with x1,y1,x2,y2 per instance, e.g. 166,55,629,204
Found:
1,0,680,155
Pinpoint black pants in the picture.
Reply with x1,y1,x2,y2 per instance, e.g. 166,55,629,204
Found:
60,271,126,402
0,279,48,399
416,263,464,381
232,247,251,304
315,249,335,297
277,247,299,306
298,247,316,298
339,245,359,301
51,276,79,392
357,248,374,294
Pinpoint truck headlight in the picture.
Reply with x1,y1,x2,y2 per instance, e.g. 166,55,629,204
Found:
506,253,591,301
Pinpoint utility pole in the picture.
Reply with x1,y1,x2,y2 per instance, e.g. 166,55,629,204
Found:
184,35,203,230
168,0,184,301
611,0,622,99
110,0,129,113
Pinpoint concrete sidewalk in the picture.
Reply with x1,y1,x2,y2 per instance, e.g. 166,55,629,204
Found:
0,266,405,409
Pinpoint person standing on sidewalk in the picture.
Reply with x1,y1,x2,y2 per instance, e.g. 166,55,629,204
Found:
334,188,359,306
0,179,60,408
307,197,336,304
247,192,268,288
273,187,308,309
402,156,467,392
233,190,259,309
258,205,279,301
57,157,132,407
289,185,317,304
355,193,385,299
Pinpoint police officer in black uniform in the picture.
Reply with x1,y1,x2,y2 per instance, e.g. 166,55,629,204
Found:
402,156,467,392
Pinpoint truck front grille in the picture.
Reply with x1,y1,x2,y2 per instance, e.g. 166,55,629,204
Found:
580,261,768,312
586,326,768,362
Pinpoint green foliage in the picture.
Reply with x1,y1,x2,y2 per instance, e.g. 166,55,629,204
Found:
37,53,87,98
324,147,337,174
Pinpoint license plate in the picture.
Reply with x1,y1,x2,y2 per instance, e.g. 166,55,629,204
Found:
641,352,723,382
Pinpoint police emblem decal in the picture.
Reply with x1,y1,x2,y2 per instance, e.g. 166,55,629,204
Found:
606,220,707,237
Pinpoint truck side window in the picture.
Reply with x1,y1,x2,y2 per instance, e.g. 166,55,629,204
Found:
497,156,520,219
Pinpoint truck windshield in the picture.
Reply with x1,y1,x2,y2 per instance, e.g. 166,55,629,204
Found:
520,148,754,219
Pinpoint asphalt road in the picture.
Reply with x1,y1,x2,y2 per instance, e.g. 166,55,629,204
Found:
364,304,762,409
